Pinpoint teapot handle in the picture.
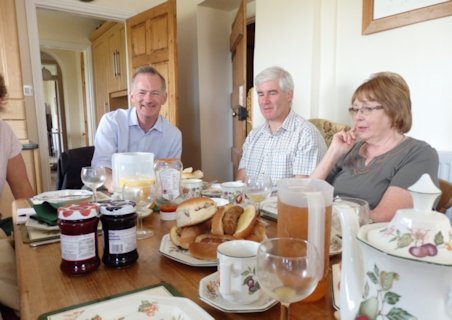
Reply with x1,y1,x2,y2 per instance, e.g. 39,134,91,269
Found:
335,202,363,320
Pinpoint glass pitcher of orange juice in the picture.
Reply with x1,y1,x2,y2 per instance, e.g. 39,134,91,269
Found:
277,178,334,302
112,152,155,195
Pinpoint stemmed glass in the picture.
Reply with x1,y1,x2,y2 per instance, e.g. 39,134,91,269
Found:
256,237,321,320
244,175,273,212
122,181,156,240
81,166,107,203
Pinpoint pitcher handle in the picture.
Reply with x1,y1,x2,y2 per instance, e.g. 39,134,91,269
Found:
306,191,325,278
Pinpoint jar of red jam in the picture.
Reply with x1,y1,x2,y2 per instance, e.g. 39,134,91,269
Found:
57,203,100,276
98,200,138,268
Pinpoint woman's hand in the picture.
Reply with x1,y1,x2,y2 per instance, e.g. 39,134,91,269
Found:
329,128,357,156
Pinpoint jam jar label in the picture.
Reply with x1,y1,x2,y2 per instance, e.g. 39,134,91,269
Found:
107,227,137,254
60,233,97,261
158,168,181,201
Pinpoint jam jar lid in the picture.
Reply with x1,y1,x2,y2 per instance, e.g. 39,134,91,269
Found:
98,200,136,216
57,203,99,220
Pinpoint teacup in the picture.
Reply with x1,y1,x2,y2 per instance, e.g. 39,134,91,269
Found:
220,181,245,205
182,178,203,199
217,240,261,305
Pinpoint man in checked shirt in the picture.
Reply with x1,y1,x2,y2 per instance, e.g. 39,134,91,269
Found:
236,66,326,185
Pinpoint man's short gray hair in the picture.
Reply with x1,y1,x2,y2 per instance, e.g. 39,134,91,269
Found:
254,66,294,92
131,65,167,92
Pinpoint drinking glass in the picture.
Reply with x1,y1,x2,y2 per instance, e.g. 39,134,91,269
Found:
256,237,321,320
81,166,106,202
244,175,272,212
122,182,156,240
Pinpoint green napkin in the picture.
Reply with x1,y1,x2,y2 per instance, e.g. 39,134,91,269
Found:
30,202,62,226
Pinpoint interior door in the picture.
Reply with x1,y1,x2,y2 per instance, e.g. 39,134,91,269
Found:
230,0,247,179
126,0,179,126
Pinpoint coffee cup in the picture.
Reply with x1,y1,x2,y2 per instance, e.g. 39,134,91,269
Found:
220,181,245,205
217,240,261,305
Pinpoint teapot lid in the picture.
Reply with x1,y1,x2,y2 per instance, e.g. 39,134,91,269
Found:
363,174,452,265
408,173,441,212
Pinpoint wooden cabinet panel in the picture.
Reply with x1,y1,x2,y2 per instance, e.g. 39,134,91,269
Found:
127,0,178,126
90,22,127,124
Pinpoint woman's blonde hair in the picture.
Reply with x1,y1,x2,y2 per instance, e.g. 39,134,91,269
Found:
351,71,412,133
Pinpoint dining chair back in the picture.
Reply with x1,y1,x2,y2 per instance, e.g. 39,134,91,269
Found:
56,146,95,190
437,179,452,213
308,118,351,146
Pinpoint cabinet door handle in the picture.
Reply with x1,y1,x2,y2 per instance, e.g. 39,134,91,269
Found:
112,51,116,77
116,50,120,77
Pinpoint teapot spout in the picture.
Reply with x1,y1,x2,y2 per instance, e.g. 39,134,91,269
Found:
334,201,365,319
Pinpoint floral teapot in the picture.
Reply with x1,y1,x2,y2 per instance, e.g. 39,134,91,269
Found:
336,174,452,320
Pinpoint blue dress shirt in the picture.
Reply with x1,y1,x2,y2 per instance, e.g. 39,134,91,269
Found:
91,107,182,168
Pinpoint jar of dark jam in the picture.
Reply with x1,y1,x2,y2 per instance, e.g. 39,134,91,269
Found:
57,203,100,276
98,200,138,268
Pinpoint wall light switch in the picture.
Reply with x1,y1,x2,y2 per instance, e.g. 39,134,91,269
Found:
23,85,33,96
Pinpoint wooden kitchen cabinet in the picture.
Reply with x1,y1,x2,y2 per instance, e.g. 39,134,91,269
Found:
90,22,128,124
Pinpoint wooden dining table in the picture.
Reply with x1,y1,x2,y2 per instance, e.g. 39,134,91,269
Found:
12,198,338,320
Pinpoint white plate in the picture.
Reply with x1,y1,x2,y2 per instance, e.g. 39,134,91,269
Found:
331,263,341,310
199,271,278,313
31,189,92,205
45,294,214,320
159,234,217,267
209,197,229,207
260,196,343,256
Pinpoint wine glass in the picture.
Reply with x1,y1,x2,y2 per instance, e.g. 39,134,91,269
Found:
256,237,321,320
122,181,156,240
81,166,106,202
244,175,273,212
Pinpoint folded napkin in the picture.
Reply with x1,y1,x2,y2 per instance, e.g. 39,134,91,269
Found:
30,201,62,226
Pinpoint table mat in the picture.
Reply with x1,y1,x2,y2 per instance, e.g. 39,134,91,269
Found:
37,282,182,320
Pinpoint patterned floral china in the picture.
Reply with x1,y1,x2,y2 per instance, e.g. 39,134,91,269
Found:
336,174,452,320
199,271,278,313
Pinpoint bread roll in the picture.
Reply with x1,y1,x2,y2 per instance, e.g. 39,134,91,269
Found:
188,233,235,261
233,205,257,239
176,197,217,227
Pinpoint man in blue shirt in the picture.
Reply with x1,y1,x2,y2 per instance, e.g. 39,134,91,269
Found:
92,65,182,192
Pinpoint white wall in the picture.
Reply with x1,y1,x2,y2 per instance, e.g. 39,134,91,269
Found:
196,5,234,181
254,0,452,153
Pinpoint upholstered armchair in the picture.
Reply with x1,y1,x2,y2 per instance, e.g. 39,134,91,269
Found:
309,118,351,146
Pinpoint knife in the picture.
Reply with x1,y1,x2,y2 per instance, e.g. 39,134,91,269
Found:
29,238,60,247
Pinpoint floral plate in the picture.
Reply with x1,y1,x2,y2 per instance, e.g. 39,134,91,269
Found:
199,271,278,313
159,234,217,267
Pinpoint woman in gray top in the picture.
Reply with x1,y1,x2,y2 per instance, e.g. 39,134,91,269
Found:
311,72,439,222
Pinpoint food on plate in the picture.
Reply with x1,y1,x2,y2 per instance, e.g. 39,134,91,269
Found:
182,167,204,180
175,197,217,227
188,233,236,261
169,198,265,261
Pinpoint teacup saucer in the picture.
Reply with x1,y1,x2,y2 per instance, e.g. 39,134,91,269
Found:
198,271,278,313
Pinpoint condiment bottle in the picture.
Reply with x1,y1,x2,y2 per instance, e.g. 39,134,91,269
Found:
98,200,138,268
57,203,100,276
154,158,183,220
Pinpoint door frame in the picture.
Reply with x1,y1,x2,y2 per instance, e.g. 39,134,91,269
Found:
24,0,130,190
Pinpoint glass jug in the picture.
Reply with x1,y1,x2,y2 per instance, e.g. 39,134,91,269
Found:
111,152,155,194
277,178,334,302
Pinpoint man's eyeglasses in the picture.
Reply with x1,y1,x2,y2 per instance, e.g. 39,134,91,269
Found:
348,105,384,116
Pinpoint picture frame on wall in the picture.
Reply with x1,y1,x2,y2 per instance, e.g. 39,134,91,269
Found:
362,0,452,35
